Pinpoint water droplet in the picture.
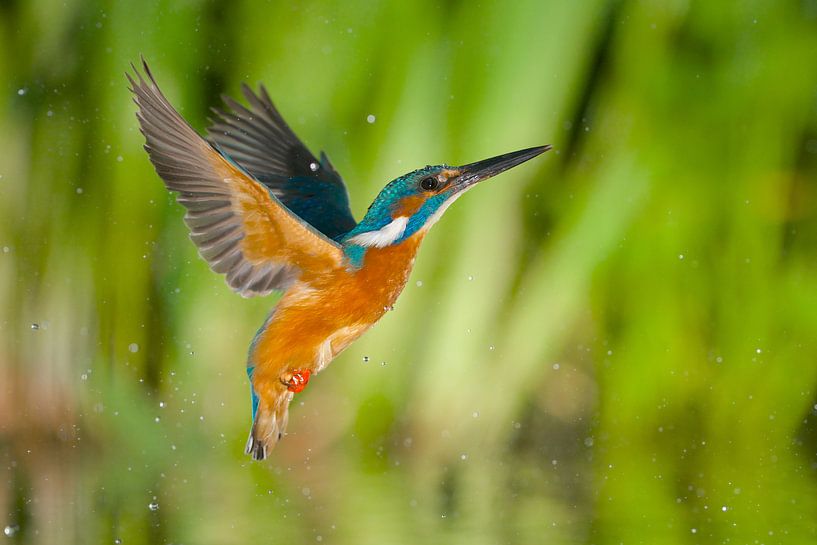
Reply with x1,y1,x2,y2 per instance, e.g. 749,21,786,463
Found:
415,280,423,287
148,502,159,512
128,343,139,353
362,356,369,363
721,505,728,512
690,528,697,534
17,89,25,96
154,417,160,423
460,453,468,460
309,162,319,172
159,402,166,408
80,373,88,381
467,275,474,281
4,525,18,536
76,187,83,194
116,155,123,162
488,345,495,351
30,323,39,330
584,437,594,447
755,348,762,354
366,114,376,124
678,254,685,260
472,411,479,418
552,363,560,370
380,361,387,366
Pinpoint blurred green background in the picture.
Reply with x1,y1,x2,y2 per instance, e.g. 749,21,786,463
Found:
3,1,817,544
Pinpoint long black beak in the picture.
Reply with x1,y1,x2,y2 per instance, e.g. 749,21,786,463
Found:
455,145,551,188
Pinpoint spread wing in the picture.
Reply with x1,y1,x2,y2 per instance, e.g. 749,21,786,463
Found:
128,59,344,297
206,84,357,240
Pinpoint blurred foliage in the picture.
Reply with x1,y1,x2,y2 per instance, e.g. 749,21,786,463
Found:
2,1,817,544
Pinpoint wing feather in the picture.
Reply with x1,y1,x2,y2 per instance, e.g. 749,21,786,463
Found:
128,59,343,297
207,83,357,239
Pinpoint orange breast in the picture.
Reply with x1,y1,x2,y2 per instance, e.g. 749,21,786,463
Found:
250,232,425,381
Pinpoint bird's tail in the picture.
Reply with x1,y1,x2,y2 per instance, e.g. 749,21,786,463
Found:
245,373,294,461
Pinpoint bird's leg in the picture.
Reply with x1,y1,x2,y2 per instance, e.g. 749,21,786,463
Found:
281,369,311,393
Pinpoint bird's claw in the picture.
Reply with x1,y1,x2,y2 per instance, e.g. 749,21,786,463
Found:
282,369,311,393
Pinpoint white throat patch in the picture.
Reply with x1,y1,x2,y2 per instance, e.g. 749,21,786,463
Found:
421,187,473,232
347,216,409,248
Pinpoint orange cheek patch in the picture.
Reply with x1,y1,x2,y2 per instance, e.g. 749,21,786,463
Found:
392,195,426,217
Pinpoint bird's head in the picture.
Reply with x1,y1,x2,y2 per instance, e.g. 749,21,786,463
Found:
341,146,550,255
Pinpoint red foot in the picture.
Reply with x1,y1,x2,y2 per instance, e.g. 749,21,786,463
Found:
283,369,311,393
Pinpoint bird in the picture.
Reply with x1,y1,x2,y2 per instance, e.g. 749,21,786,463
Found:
127,58,550,460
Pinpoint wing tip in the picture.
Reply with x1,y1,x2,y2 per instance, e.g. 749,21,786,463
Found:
124,54,154,89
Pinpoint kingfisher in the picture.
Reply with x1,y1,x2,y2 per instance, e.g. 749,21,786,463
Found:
128,59,549,460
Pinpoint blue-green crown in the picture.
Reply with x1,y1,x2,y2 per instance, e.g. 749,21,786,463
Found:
343,165,451,238
341,165,458,265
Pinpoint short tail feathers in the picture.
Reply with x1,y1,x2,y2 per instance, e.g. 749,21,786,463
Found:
245,387,294,461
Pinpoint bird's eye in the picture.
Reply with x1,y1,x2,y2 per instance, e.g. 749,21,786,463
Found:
420,177,439,191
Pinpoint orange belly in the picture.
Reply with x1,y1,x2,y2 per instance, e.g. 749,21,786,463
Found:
249,232,424,393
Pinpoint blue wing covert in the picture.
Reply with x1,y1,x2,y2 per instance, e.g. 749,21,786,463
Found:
207,85,357,240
